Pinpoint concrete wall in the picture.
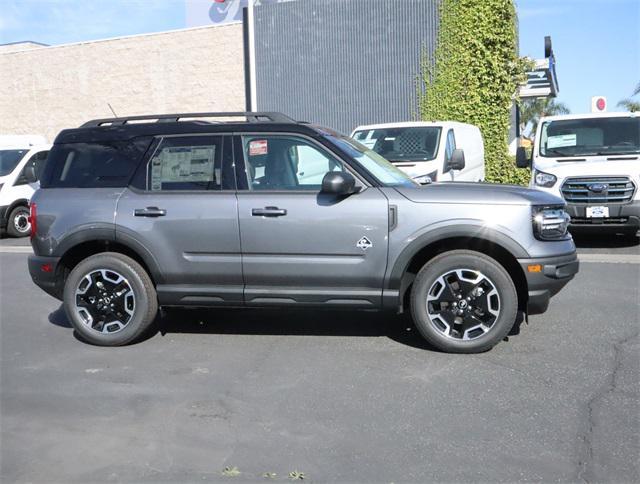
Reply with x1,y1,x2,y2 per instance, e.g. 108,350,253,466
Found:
0,25,245,142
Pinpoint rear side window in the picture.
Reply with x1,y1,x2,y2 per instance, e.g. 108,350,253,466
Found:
41,138,151,188
147,136,222,191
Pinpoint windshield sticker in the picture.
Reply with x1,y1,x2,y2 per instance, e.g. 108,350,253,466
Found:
249,139,268,156
547,134,577,149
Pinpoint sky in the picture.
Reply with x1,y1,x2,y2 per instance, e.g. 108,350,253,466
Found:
0,0,638,115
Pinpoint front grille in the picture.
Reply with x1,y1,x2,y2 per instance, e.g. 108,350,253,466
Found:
571,217,629,225
561,177,635,204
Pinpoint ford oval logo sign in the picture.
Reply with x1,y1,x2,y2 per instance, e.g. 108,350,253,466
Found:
588,183,608,193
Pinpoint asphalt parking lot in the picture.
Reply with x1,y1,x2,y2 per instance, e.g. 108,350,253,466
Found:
0,233,638,483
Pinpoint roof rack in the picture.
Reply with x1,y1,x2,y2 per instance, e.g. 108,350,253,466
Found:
81,112,296,128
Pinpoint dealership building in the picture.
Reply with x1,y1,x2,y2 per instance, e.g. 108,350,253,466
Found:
0,0,554,146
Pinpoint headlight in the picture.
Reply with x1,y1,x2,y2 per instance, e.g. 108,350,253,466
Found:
532,206,571,240
534,170,557,188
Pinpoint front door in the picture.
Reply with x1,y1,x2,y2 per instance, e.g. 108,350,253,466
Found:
234,133,389,307
116,134,243,305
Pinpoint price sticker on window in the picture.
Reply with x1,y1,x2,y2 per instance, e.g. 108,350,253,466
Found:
249,139,268,156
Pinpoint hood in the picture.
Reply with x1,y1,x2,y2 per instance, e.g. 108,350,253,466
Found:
534,155,640,178
395,182,564,206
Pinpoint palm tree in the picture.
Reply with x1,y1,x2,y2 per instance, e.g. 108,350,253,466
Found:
519,98,570,137
617,81,640,112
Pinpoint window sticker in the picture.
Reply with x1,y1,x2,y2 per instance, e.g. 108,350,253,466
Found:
150,145,216,189
547,134,577,149
249,139,268,156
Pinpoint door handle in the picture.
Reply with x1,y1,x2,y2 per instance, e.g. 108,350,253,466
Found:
252,206,287,217
134,206,166,217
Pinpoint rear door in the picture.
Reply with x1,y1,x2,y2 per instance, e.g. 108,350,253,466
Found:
234,133,389,308
116,134,243,305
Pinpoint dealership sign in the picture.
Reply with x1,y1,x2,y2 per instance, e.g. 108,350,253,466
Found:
186,0,295,27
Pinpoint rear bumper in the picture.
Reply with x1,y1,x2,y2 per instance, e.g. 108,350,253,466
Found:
566,200,640,232
28,254,63,300
518,252,579,315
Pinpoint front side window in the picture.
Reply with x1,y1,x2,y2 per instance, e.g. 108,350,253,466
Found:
352,127,441,162
540,117,640,157
242,135,344,190
0,150,28,176
148,136,222,191
14,151,49,185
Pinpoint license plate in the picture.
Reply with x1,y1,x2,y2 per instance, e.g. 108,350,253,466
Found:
586,206,609,218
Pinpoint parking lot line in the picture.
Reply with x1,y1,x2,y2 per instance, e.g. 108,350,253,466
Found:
578,253,640,264
0,246,33,253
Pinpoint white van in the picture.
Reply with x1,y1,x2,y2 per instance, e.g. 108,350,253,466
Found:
0,136,51,237
517,112,639,236
351,121,485,183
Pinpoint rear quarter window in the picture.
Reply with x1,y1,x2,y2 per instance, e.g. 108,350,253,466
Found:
41,138,151,188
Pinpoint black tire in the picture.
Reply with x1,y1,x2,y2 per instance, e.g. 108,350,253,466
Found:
6,205,31,237
410,250,518,353
63,252,158,346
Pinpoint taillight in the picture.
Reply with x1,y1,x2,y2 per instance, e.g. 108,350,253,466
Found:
29,202,37,240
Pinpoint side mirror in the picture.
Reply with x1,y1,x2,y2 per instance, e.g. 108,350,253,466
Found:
516,147,531,169
447,149,465,171
24,164,38,183
321,171,357,195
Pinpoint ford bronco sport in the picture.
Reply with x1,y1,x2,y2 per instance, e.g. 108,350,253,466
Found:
28,112,579,353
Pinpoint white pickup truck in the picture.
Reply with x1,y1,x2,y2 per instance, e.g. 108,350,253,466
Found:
517,112,640,237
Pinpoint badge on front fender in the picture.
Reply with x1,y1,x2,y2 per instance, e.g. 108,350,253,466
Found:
356,236,373,251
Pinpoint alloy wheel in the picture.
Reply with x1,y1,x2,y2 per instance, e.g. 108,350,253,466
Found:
426,268,501,341
74,269,136,334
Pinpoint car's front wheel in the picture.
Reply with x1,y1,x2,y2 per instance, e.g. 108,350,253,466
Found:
410,250,518,353
63,252,158,346
7,205,31,237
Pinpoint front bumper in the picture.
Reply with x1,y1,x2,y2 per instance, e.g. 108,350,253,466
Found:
28,254,63,300
565,200,640,232
518,252,579,315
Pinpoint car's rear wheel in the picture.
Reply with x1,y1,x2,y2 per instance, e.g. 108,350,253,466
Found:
63,252,158,346
410,250,518,353
7,205,31,237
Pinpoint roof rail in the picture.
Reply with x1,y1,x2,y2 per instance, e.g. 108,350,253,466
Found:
80,112,296,128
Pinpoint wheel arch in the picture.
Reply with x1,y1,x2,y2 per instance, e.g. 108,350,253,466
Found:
56,237,163,291
3,198,30,222
390,231,529,313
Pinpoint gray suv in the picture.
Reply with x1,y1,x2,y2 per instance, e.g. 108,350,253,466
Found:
28,112,579,353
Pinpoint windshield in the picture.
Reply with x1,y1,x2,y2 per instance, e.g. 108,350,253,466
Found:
539,117,640,157
327,135,418,187
352,127,441,162
0,150,28,176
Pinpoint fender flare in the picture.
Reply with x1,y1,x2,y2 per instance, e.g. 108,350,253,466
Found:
53,224,164,284
386,224,529,290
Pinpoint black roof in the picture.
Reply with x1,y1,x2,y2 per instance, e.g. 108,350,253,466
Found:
55,112,337,144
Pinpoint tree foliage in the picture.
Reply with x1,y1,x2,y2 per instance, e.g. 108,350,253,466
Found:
419,0,531,185
617,81,640,112
519,98,570,136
